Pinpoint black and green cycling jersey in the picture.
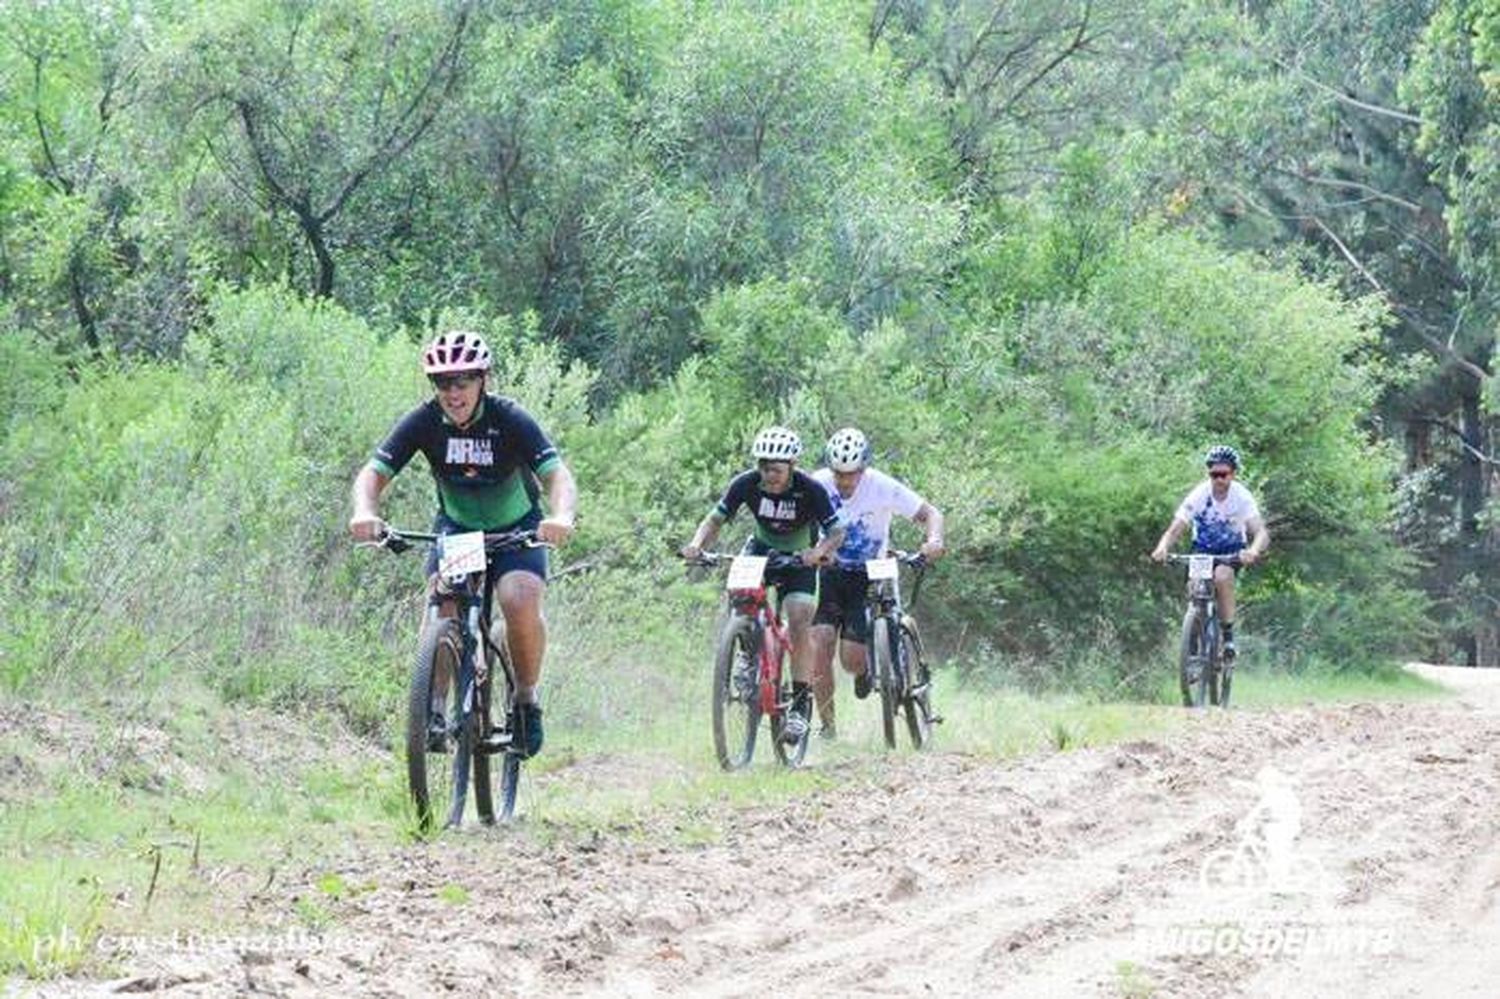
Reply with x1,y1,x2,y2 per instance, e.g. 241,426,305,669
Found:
714,468,840,553
370,394,560,531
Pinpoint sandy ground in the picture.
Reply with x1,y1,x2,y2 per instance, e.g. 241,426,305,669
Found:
19,663,1500,998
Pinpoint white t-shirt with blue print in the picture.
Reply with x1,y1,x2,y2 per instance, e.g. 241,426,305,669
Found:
1175,480,1261,555
812,467,925,569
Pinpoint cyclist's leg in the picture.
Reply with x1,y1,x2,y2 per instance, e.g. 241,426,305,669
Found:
810,567,843,730
497,569,546,689
490,531,549,757
837,573,871,677
774,563,819,738
1213,562,1238,654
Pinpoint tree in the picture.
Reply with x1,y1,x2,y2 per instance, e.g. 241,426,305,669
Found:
156,0,475,299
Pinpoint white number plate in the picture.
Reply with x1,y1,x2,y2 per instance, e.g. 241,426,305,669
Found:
726,555,768,590
865,557,899,581
1187,555,1215,580
438,531,487,580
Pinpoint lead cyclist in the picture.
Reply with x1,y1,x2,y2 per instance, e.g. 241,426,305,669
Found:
347,331,578,758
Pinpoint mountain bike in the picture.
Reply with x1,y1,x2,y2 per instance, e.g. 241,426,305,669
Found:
364,527,543,832
863,551,940,749
688,551,812,770
1167,553,1241,709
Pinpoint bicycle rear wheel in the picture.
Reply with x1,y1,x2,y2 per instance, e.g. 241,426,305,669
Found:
898,623,933,749
1178,607,1209,709
407,618,463,834
712,614,762,770
488,619,522,821
871,617,898,749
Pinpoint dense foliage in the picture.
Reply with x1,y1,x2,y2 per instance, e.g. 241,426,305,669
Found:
2,0,1490,725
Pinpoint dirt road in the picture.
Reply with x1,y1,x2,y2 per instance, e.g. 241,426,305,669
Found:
34,665,1500,998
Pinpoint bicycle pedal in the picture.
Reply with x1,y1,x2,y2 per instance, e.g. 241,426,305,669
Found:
930,714,945,724
478,730,513,755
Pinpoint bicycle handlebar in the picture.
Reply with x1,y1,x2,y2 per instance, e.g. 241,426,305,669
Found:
360,526,547,556
685,550,810,572
1165,553,1242,568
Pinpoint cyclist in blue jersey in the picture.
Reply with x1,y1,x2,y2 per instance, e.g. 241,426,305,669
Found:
349,331,578,757
681,427,845,744
1150,445,1269,659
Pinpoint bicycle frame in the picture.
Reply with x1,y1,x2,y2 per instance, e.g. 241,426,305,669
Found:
362,526,553,828
1167,552,1240,707
863,552,926,693
380,529,537,749
727,582,792,717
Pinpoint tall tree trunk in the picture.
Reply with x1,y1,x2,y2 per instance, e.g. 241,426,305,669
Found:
1459,386,1497,666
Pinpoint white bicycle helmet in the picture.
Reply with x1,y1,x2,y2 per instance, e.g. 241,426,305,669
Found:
422,330,492,375
825,427,871,472
1204,444,1240,470
751,426,803,462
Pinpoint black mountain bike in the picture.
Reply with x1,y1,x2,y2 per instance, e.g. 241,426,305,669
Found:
366,527,542,832
864,551,940,749
1167,553,1241,708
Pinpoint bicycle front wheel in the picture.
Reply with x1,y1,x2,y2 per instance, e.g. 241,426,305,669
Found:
871,616,898,749
770,651,810,769
712,614,761,770
1178,607,1209,709
407,618,463,835
898,623,933,749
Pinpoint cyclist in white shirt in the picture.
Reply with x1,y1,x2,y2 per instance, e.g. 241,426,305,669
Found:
1150,445,1269,658
809,427,945,738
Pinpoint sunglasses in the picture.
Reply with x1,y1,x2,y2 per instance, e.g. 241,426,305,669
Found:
1209,469,1233,480
430,372,480,391
757,459,791,472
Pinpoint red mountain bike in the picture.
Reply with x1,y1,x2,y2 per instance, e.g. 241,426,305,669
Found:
689,551,811,770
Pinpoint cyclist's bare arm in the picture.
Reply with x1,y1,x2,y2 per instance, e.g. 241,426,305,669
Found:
1241,515,1270,564
537,462,578,546
913,502,946,560
682,511,726,560
1151,516,1189,562
350,464,391,542
804,524,845,566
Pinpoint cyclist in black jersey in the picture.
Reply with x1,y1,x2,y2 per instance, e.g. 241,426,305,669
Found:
681,426,845,744
349,331,578,758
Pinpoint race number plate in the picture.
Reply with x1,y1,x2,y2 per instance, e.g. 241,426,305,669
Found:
438,531,486,580
726,555,768,590
1187,554,1215,580
865,557,899,581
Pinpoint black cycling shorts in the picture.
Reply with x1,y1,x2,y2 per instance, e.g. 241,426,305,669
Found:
742,539,817,602
813,566,871,643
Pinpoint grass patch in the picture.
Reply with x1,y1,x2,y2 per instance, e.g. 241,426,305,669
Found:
0,692,403,978
1224,664,1447,708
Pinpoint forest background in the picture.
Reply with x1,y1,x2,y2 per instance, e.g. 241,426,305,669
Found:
2,0,1499,742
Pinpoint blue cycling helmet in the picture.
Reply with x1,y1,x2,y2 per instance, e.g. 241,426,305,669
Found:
1204,444,1240,470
